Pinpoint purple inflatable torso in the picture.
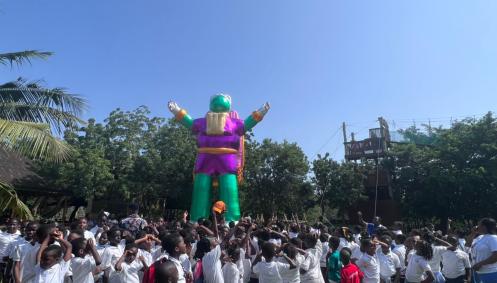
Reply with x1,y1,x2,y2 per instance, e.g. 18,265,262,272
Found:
192,117,245,175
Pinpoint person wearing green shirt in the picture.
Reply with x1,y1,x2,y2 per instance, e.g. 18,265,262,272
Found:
328,236,342,283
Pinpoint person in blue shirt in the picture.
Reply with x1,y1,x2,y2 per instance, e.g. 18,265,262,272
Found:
357,211,385,236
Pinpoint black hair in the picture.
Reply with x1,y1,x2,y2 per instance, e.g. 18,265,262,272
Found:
125,243,138,251
395,234,407,245
194,237,211,260
129,203,139,212
329,236,340,251
289,237,302,249
179,228,195,244
480,218,497,234
380,235,392,245
261,241,276,260
284,243,297,259
44,245,63,258
227,245,241,262
340,247,352,264
155,259,178,282
71,238,87,255
162,233,183,256
36,224,55,242
302,233,317,249
416,240,433,260
229,221,235,229
319,233,330,243
70,228,85,238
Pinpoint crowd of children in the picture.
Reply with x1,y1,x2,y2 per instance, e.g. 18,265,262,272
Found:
1,204,497,283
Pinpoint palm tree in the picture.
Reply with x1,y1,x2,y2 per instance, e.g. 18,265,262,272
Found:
0,50,87,219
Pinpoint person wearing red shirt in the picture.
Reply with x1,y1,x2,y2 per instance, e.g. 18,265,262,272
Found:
340,247,364,283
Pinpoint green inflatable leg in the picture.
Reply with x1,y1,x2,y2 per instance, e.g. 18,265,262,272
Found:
190,174,212,222
219,174,241,222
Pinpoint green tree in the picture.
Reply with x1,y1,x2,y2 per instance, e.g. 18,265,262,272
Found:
0,51,87,218
240,139,311,217
311,154,366,219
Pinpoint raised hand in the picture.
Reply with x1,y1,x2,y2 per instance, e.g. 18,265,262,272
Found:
168,101,181,114
258,102,270,115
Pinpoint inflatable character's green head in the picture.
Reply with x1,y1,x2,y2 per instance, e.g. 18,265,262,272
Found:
209,94,231,113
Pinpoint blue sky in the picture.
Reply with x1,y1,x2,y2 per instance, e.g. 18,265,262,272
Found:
1,1,496,160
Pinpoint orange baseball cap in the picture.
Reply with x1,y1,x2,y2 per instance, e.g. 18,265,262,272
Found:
213,201,226,214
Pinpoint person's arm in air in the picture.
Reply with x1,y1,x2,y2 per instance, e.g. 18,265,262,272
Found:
115,250,128,272
87,239,102,266
167,101,194,129
36,236,50,265
357,211,368,227
212,210,219,240
281,253,297,269
244,102,270,132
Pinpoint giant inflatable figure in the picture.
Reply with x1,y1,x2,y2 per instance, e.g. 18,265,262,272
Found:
167,95,270,222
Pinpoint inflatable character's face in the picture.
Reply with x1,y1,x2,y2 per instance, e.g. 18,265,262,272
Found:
209,94,231,113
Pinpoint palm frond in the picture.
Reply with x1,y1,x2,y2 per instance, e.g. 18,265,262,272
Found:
0,50,53,66
0,119,72,162
0,181,33,220
0,102,85,130
0,78,88,132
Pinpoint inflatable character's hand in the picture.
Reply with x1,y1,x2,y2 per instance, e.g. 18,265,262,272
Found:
168,101,181,115
258,102,270,116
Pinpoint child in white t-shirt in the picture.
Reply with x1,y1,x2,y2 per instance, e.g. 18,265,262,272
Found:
34,230,72,283
70,238,102,283
405,240,435,283
223,245,242,283
115,243,147,283
252,242,296,283
356,239,380,283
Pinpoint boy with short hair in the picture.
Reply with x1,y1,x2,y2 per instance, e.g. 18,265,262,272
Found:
70,238,102,283
252,241,296,283
115,243,148,283
441,236,470,283
34,230,72,283
327,236,341,283
340,248,364,283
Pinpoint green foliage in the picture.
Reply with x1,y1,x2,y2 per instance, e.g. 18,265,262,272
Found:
240,138,312,217
311,153,366,219
385,112,497,221
0,50,86,219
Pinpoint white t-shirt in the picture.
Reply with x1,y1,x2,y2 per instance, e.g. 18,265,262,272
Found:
300,240,324,282
223,261,241,283
34,260,70,283
253,260,289,283
471,234,497,274
20,242,41,283
320,242,329,267
356,253,380,283
279,254,303,283
428,245,447,273
71,256,96,283
441,249,470,279
12,240,35,283
117,259,143,283
376,250,400,278
338,237,351,252
0,231,21,261
202,245,224,283
100,245,124,283
392,244,406,273
405,254,431,282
